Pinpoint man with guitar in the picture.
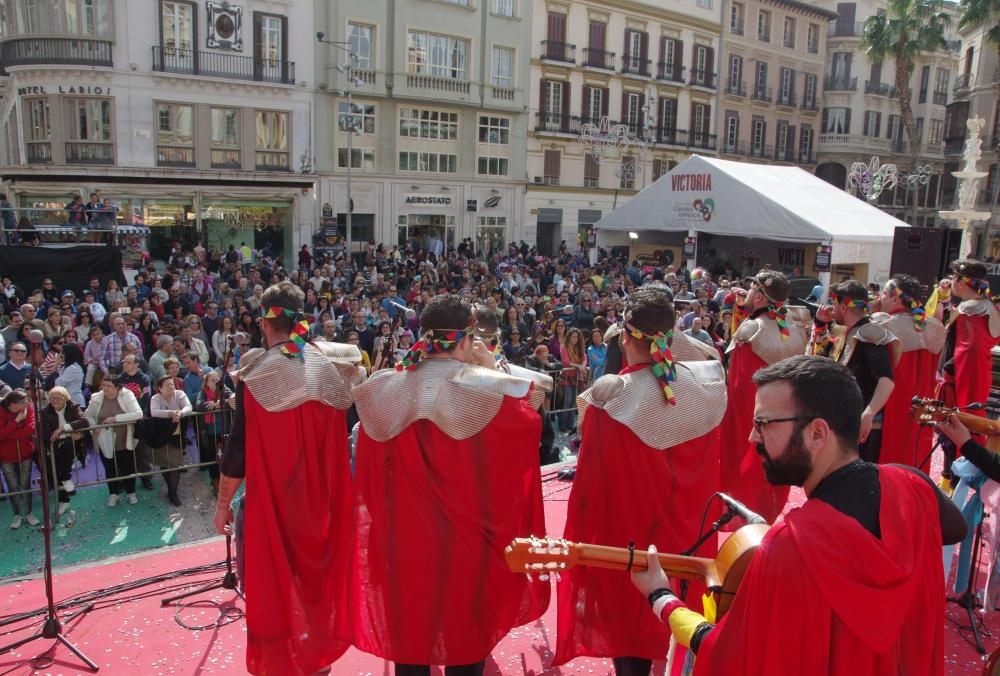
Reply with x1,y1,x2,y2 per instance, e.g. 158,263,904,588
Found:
631,355,966,675
554,283,727,676
871,273,945,470
350,295,548,676
937,258,1000,482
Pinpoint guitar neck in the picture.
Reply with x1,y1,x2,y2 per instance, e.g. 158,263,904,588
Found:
574,543,721,590
957,411,1000,437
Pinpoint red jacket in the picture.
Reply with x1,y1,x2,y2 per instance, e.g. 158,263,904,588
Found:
0,405,35,463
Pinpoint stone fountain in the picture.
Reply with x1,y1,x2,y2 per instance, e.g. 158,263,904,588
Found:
939,117,991,257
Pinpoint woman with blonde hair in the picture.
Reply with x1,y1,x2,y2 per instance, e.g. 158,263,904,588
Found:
149,375,192,507
85,373,143,507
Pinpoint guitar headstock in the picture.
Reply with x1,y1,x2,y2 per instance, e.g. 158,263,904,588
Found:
505,536,581,576
911,397,951,426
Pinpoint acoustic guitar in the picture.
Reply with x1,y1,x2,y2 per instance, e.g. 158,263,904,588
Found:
911,397,1000,452
505,524,768,620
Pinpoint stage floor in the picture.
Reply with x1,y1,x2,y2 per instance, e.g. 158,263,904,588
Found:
0,473,996,675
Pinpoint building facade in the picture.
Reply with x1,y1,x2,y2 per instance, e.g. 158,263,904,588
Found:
526,0,722,256
813,0,960,227
0,0,316,267
313,0,532,261
716,0,835,166
943,16,999,258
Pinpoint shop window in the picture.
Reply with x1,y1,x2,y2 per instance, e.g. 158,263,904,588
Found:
65,97,113,164
476,216,507,256
399,215,455,255
211,107,240,169
156,102,194,168
477,156,508,176
255,110,289,171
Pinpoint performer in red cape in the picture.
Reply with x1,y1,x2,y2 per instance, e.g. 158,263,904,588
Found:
937,258,1000,479
351,294,548,675
214,281,365,675
809,280,896,463
872,274,945,470
632,355,966,675
554,283,727,675
719,270,806,524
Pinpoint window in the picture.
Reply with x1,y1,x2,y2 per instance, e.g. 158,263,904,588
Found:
479,115,510,144
755,61,768,94
399,108,459,140
887,114,901,142
696,0,712,8
780,67,794,101
543,149,560,184
930,119,944,144
804,73,817,107
751,118,766,151
339,103,376,136
65,97,113,163
660,98,677,131
584,87,604,122
662,37,677,68
691,103,710,145
337,102,376,169
807,23,819,53
210,107,240,168
161,0,194,50
652,159,667,181
757,10,771,42
725,113,739,149
440,0,470,5
477,156,508,176
824,107,848,134
399,151,458,173
831,52,851,80
492,0,514,17
730,3,744,33
776,123,789,155
729,55,743,91
782,17,795,48
584,154,599,187
934,68,950,101
408,30,468,80
693,44,711,84
255,110,289,170
915,117,924,145
863,110,881,137
620,155,635,189
348,23,374,70
255,13,286,69
25,98,50,142
156,102,193,167
624,91,641,128
919,65,930,103
800,125,813,159
339,147,375,169
491,46,513,88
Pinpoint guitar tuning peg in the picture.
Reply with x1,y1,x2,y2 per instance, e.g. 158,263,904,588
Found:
553,572,561,582
525,573,534,582
539,573,550,582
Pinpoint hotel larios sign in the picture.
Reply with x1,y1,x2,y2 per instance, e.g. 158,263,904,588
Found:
17,85,112,96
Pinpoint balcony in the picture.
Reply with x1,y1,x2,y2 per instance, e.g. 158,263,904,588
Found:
534,112,580,135
689,69,716,89
255,151,290,172
26,142,52,164
923,142,944,155
690,133,717,151
65,142,113,165
0,37,112,68
657,62,685,84
621,55,651,77
541,40,575,64
799,150,818,164
828,21,863,38
758,31,771,43
865,80,892,96
933,91,948,105
405,73,470,94
655,128,688,146
720,141,745,155
749,144,774,159
490,86,516,102
777,91,797,107
802,96,818,111
825,76,858,91
807,40,819,54
152,46,295,84
954,73,972,95
156,146,195,168
583,48,615,71
752,86,773,103
783,38,795,49
819,133,892,153
774,147,798,162
725,79,747,97
352,68,376,86
211,150,241,170
731,22,744,36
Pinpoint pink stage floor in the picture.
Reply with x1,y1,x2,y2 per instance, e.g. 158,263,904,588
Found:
0,475,996,675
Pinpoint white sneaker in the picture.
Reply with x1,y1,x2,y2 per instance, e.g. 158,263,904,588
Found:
62,479,75,493
107,494,119,507
127,493,138,505
58,502,69,516
10,516,21,530
24,514,39,527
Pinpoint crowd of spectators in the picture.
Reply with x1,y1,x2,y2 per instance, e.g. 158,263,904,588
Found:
0,233,813,529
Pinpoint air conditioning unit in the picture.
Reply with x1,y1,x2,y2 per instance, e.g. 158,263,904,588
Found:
533,176,544,184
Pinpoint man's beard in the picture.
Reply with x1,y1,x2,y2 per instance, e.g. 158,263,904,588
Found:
757,430,812,486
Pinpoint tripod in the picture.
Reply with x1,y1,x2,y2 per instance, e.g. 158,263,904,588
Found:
161,335,244,606
0,367,98,670
947,507,992,654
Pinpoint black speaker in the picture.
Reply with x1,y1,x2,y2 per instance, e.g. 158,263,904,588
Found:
889,226,963,289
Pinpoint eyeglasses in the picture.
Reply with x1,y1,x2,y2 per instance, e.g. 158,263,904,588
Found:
752,416,813,435
10,348,26,353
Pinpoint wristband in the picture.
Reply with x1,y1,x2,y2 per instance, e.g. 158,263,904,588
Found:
647,587,673,608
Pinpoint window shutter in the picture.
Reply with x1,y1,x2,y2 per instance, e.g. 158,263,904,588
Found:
660,36,668,63
562,82,571,122
622,90,629,123
547,13,566,42
674,39,684,69
787,126,796,157
875,112,881,137
844,108,851,134
845,52,852,78
581,85,591,120
690,101,697,133
822,107,828,131
601,87,609,118
539,79,548,113
706,47,715,81
639,93,646,129
589,21,605,51
640,32,649,69
863,113,870,136
624,29,632,55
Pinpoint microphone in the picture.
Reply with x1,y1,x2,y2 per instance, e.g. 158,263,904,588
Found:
389,300,417,320
717,492,767,526
28,329,44,345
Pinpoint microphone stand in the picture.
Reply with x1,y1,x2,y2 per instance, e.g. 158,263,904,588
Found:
161,336,243,606
0,365,98,671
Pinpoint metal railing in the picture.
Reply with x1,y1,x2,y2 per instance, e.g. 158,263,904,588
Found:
720,141,746,155
749,144,774,159
655,127,688,146
26,142,52,164
726,79,747,96
65,142,113,165
541,40,575,63
254,151,290,172
0,37,112,68
690,69,716,89
752,86,773,103
731,22,744,35
825,75,857,91
156,146,195,168
583,48,615,70
801,96,818,111
690,133,717,151
865,80,892,96
656,62,685,83
933,90,948,105
621,55,651,77
534,112,580,134
828,21,864,38
152,46,296,85
777,91,796,106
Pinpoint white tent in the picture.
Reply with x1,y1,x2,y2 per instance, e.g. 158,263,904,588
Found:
594,155,908,284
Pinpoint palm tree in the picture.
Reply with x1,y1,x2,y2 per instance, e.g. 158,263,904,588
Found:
862,0,951,170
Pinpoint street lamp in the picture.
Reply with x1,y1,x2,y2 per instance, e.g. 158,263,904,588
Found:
317,32,365,264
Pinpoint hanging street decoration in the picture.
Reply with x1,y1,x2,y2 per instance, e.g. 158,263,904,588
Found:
847,156,900,202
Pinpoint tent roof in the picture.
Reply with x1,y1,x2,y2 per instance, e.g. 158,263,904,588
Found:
594,155,908,245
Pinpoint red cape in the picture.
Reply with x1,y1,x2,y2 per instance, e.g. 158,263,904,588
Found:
695,466,944,676
880,348,937,470
554,389,721,664
719,342,789,524
351,395,548,665
243,390,354,675
952,312,998,413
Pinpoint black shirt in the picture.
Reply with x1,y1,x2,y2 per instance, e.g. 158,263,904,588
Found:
219,381,247,479
816,316,894,406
